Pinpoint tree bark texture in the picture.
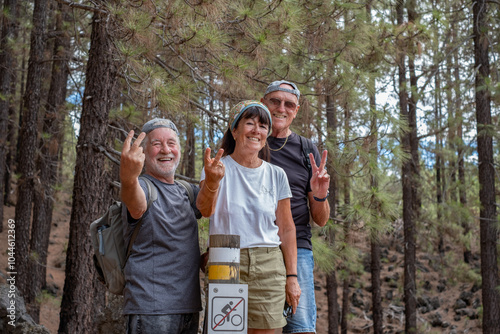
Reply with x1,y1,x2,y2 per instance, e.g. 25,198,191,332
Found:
396,0,417,332
0,0,18,231
452,25,471,263
473,1,500,332
326,266,339,334
406,0,421,219
325,94,339,334
27,3,71,321
434,70,444,255
340,104,351,334
58,5,117,333
14,0,48,299
184,118,195,178
368,68,382,334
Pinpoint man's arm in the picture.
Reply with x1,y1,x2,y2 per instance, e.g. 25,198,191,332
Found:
308,192,330,227
120,130,147,219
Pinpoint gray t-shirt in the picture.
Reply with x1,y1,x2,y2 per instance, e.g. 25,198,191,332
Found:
122,174,202,315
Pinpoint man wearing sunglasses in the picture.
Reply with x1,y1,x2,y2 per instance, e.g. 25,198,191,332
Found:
261,80,331,334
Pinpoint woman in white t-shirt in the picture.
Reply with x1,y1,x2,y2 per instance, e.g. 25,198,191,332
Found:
197,100,301,334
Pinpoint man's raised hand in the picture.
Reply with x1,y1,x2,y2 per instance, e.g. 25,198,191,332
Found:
120,130,146,183
309,150,330,199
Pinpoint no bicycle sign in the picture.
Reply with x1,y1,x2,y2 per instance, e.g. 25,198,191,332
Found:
207,283,248,333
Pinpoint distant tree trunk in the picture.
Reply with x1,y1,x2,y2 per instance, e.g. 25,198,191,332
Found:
325,94,339,334
4,77,18,207
340,104,350,334
208,74,216,149
396,0,417,332
27,3,71,321
365,2,382,331
473,1,500,332
184,117,195,178
452,21,471,263
0,0,18,230
434,69,445,255
368,81,382,334
5,16,27,206
14,0,48,299
58,3,118,333
326,265,339,334
407,0,420,218
445,57,456,204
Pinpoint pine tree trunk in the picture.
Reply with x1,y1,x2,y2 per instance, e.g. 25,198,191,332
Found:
27,3,71,321
445,58,457,204
473,1,500,332
325,94,339,334
14,0,48,299
434,70,444,255
58,4,118,332
4,85,18,207
453,30,470,263
326,267,339,334
407,0,420,218
185,118,195,178
396,1,417,332
0,0,18,230
368,75,382,334
340,105,350,334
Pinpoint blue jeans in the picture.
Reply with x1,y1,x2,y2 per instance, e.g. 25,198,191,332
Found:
282,248,316,333
126,313,199,334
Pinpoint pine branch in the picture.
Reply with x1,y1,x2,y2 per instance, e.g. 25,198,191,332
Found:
55,0,107,14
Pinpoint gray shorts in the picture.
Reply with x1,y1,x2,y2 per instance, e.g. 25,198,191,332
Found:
126,313,199,334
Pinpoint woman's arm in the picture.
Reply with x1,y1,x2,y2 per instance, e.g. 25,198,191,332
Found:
196,148,225,217
276,198,301,313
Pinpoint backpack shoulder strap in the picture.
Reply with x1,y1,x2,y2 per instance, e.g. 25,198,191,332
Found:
175,179,195,205
299,135,316,178
125,176,157,260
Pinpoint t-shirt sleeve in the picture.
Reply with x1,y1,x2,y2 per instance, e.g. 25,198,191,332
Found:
192,184,202,219
277,167,292,201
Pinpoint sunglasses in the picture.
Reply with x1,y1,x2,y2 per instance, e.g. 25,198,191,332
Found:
283,301,293,318
265,97,298,111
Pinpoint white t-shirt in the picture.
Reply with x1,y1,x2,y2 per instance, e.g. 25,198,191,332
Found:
201,155,292,249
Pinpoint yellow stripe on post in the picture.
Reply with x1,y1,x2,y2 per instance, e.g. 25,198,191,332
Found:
207,234,240,284
208,265,232,281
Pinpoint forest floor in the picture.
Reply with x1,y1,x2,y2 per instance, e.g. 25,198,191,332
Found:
0,187,484,334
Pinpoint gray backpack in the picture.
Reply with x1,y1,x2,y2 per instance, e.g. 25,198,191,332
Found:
90,176,194,295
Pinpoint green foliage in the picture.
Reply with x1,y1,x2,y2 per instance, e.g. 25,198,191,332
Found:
311,224,339,274
36,290,62,308
60,115,78,194
444,255,482,286
198,217,210,252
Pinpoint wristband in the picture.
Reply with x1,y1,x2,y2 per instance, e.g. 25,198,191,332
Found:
286,274,298,278
313,191,329,202
204,182,219,192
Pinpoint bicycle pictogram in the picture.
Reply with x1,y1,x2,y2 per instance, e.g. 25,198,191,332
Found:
207,283,247,334
211,297,245,331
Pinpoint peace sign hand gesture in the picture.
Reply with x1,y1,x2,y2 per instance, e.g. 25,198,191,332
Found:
120,130,146,183
203,147,225,189
309,150,330,199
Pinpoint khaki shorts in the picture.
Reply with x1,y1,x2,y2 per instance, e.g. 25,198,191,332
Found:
240,247,287,329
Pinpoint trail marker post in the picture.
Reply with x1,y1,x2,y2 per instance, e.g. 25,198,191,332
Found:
206,234,248,333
